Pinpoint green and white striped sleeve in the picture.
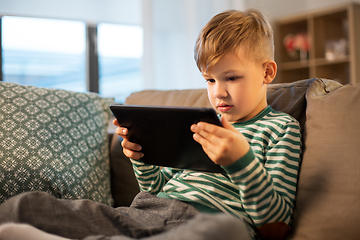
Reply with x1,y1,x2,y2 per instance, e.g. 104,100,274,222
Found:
224,118,301,227
130,159,180,194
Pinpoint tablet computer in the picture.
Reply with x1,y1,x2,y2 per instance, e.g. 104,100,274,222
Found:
110,104,225,174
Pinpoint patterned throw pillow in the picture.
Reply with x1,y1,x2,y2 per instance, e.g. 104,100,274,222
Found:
0,82,114,205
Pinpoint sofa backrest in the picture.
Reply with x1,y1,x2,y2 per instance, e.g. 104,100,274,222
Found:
125,78,317,131
288,79,360,240
125,88,212,108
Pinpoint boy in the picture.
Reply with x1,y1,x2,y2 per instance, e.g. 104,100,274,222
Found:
0,9,301,240
119,9,301,239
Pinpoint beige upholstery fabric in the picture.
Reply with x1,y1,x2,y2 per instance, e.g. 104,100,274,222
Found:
288,79,360,240
125,89,212,108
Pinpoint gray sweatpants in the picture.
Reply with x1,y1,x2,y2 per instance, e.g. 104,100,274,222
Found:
0,191,252,240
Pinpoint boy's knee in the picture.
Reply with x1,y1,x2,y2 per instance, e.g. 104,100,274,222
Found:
189,213,252,240
0,223,17,239
0,223,31,240
209,214,252,239
0,223,69,240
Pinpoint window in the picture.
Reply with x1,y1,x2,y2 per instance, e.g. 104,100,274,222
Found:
97,24,143,103
1,16,86,92
1,16,144,102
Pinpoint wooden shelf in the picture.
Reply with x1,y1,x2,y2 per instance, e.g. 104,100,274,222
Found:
274,3,360,84
313,56,350,66
280,61,309,70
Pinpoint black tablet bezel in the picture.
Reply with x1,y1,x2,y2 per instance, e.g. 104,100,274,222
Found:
110,104,225,173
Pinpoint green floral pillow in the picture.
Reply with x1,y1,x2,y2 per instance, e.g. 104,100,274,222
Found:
0,82,114,205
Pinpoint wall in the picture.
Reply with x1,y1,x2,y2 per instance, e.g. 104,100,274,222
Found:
1,0,359,91
0,0,141,25
247,0,360,23
144,0,360,90
142,0,246,90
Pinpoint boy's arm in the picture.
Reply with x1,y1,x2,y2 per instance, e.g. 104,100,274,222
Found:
192,116,301,230
131,159,180,194
113,120,178,194
223,120,301,228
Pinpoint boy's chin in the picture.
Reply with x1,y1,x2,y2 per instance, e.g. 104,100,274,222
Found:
223,113,250,123
222,114,241,123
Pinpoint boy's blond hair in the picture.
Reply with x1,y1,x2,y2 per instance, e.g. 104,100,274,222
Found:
194,9,274,72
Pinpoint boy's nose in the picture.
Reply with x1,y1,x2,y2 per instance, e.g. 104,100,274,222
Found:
213,83,228,99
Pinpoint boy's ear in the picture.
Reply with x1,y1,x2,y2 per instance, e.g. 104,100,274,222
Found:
263,61,277,84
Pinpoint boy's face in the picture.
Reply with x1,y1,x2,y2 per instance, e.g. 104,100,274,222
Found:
202,48,273,123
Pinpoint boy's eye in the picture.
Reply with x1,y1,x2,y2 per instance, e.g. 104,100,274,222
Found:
205,79,215,83
227,76,240,81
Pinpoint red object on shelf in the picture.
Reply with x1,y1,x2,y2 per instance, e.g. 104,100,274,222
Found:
283,33,310,60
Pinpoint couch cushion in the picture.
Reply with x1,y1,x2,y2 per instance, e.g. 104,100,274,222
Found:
0,82,114,205
288,79,360,240
267,78,316,131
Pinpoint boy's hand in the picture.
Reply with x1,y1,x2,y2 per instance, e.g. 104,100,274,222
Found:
191,116,250,167
113,119,144,160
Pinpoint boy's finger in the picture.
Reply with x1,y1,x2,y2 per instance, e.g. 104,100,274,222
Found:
220,115,239,133
113,118,119,126
193,132,214,151
221,115,233,129
193,132,220,161
123,148,144,160
195,121,233,143
121,139,142,152
193,124,222,145
195,121,221,134
115,127,128,137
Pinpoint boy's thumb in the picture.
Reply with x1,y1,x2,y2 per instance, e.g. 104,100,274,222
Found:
220,115,233,129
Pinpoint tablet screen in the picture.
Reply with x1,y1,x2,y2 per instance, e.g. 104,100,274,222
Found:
110,104,225,173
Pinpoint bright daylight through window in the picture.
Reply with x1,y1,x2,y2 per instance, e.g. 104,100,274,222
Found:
97,23,143,103
1,16,87,92
1,16,143,103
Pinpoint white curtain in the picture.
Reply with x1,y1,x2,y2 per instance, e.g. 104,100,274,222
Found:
142,0,246,90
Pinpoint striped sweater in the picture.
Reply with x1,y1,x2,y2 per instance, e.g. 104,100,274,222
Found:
130,106,301,234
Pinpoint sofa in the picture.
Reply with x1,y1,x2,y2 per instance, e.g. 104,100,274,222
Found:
109,78,360,240
1,78,360,239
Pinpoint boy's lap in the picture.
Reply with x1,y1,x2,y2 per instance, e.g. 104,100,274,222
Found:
0,191,117,238
0,191,199,239
0,191,252,240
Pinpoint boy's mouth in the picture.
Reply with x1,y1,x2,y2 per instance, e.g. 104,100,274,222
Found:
217,103,233,113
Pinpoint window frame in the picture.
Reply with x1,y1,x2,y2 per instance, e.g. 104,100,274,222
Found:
86,23,99,93
0,15,99,94
0,17,3,82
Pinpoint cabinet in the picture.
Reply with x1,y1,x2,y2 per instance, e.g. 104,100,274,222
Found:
274,3,360,84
